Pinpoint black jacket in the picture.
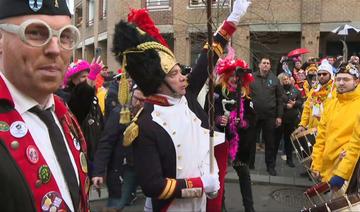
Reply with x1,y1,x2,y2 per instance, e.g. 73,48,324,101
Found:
250,71,284,119
208,86,256,163
104,79,120,121
0,138,36,211
92,106,131,197
280,85,303,124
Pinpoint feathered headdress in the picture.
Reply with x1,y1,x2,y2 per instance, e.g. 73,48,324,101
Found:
128,8,169,48
215,46,253,92
112,9,177,124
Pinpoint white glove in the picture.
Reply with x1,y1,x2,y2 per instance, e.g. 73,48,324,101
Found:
201,174,220,193
227,0,251,24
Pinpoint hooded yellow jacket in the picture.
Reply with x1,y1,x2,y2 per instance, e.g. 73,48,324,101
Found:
299,80,335,129
311,86,360,182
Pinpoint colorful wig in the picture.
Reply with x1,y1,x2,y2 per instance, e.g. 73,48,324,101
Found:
214,46,254,161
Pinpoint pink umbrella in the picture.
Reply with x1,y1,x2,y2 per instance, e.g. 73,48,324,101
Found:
288,48,310,57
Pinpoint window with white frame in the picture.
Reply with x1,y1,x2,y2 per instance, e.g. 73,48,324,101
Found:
146,0,170,9
101,0,107,18
88,0,95,25
189,0,228,7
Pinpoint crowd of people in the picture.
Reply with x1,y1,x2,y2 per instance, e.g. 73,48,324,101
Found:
0,0,359,212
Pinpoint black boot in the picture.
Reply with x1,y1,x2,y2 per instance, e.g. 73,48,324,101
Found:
234,162,255,212
267,167,277,176
286,160,295,168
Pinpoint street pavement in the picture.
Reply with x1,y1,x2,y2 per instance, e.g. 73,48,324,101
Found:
90,151,314,211
90,183,309,212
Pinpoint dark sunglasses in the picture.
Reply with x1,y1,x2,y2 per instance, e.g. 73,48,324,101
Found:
317,72,329,77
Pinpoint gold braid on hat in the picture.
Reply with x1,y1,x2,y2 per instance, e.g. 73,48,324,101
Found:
118,41,177,124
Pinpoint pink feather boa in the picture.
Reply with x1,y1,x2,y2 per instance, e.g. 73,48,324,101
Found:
228,98,248,161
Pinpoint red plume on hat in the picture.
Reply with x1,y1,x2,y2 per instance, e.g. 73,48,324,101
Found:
128,8,169,48
215,47,253,89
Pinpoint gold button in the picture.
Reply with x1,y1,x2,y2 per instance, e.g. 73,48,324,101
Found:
156,112,160,116
178,156,182,160
10,141,20,150
177,166,183,170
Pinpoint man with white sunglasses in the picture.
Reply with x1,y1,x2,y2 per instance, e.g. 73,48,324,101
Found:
0,0,89,211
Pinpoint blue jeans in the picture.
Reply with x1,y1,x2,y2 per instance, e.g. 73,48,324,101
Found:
107,166,138,209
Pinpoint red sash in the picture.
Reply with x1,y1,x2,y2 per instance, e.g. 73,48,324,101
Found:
0,77,90,211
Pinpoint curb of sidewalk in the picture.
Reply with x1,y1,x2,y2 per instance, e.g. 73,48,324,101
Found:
225,171,312,188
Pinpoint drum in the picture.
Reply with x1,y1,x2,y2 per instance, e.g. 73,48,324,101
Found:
302,193,360,212
305,182,330,198
291,128,316,169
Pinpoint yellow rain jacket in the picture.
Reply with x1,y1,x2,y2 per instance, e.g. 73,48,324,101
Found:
299,80,335,129
311,86,360,182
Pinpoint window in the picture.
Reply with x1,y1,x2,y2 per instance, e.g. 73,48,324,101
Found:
75,6,83,28
146,0,170,9
88,0,95,26
100,0,107,19
189,0,228,7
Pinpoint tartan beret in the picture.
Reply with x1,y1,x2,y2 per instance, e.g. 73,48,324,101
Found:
0,0,71,20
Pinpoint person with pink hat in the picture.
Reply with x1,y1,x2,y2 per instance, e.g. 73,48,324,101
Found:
58,56,104,170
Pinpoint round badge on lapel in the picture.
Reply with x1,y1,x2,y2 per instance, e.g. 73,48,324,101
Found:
38,165,51,184
26,145,39,164
0,121,10,132
73,137,81,151
10,141,20,150
80,152,88,173
10,121,28,138
41,191,64,212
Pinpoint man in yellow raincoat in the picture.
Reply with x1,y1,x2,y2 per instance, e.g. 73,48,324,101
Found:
294,60,335,134
311,63,360,193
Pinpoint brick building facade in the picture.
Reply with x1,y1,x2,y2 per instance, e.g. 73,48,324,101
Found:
74,0,360,71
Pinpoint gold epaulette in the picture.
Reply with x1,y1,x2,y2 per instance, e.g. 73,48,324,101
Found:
123,107,144,147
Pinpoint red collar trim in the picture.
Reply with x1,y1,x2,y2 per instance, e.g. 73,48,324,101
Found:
54,95,68,118
0,76,15,108
145,95,171,106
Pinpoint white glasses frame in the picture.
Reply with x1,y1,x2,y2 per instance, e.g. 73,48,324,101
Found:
0,19,80,50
